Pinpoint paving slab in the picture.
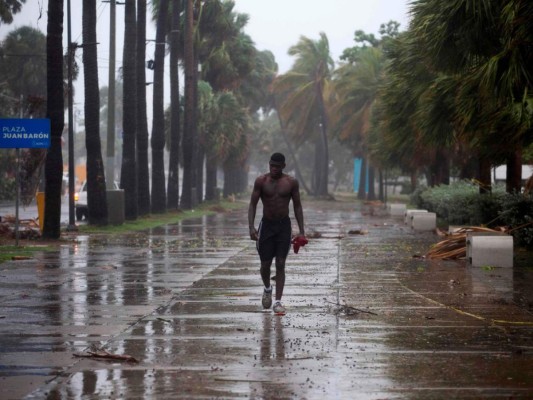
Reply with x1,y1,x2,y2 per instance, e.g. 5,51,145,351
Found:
0,199,532,399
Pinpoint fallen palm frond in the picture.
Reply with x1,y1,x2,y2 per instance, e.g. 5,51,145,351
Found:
74,349,138,363
425,226,508,260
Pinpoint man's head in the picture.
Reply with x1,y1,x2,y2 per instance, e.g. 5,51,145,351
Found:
269,152,286,178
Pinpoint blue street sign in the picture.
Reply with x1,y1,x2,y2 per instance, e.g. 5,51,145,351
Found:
0,118,51,148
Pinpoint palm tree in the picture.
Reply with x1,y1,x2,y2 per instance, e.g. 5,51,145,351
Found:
333,46,385,199
0,0,26,24
136,0,150,215
273,32,334,196
167,0,181,209
120,0,138,219
42,0,63,239
208,91,249,198
150,0,169,213
409,0,533,192
0,27,47,104
82,0,107,225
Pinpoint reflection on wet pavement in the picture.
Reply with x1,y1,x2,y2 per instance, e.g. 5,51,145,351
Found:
0,201,532,399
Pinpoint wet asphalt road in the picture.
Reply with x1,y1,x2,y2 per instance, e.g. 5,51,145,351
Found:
1,199,533,399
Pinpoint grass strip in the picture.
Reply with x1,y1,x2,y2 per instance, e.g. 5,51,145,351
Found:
0,245,56,263
76,200,246,234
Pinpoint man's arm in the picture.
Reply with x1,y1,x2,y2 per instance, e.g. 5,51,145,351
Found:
291,179,305,237
248,177,262,241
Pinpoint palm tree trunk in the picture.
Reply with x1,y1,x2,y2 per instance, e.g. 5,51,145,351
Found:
167,0,181,210
136,0,150,215
181,0,195,209
42,0,64,239
120,0,138,220
367,163,376,200
150,0,169,213
357,157,366,200
274,107,312,195
205,153,217,201
316,87,329,196
83,0,108,225
378,169,385,202
506,149,522,193
223,160,239,197
195,143,204,203
313,135,322,195
478,156,492,194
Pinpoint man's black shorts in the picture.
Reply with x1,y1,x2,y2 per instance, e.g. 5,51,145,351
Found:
256,216,291,262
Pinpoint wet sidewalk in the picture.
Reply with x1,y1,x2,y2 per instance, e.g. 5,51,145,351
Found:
1,199,533,399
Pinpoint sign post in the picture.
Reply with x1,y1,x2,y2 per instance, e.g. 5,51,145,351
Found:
0,118,51,245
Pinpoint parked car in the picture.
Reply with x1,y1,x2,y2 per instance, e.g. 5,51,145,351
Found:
75,181,119,221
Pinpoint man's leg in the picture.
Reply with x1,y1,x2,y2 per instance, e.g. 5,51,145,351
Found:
260,259,274,309
274,257,286,301
260,259,273,288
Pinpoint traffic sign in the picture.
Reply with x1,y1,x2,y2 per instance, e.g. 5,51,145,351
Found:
0,118,51,148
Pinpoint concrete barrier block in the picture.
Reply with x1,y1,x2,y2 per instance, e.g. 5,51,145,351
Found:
411,212,436,231
467,235,513,267
388,203,406,217
465,231,508,261
404,209,427,224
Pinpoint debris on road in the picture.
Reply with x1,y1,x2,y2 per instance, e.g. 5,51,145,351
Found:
0,215,41,240
73,349,139,363
327,301,378,316
425,226,507,260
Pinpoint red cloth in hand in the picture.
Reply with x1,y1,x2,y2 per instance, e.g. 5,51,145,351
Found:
291,236,308,254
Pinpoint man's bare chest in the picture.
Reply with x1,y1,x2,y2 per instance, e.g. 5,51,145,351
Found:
262,179,292,198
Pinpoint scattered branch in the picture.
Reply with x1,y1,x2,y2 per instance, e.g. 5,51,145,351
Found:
73,350,139,363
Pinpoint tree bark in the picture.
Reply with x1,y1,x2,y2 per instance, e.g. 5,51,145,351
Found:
204,153,217,201
42,0,64,238
357,157,366,200
167,0,181,209
136,0,150,215
181,0,195,209
150,0,169,213
316,85,329,196
83,0,108,225
367,163,376,200
478,156,492,194
506,149,522,193
120,0,138,219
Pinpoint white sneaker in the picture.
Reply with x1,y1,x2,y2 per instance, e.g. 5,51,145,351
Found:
273,302,286,315
262,288,272,309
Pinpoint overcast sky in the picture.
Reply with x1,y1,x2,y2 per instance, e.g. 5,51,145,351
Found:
0,0,411,118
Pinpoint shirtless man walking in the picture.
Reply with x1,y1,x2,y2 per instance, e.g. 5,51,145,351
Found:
248,153,306,315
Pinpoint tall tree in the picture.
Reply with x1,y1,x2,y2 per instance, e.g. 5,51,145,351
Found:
333,46,385,199
83,0,108,225
150,0,169,213
136,0,150,215
167,0,181,209
120,0,138,219
273,33,334,196
0,27,46,105
42,0,63,239
180,0,195,209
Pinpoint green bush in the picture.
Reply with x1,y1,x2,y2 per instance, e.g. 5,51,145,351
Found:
499,194,533,248
410,181,533,248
